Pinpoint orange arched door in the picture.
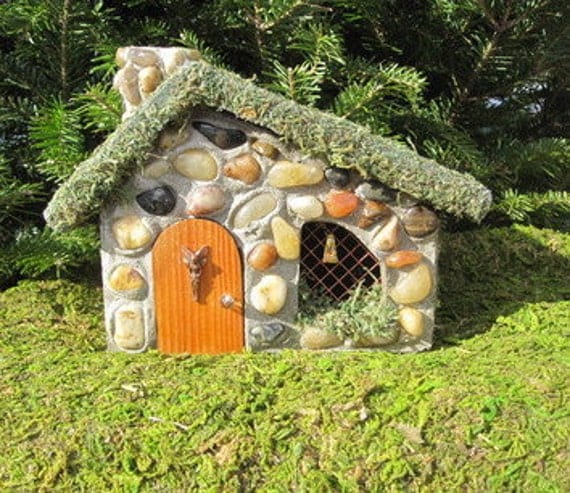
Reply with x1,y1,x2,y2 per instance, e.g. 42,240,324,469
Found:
152,219,244,354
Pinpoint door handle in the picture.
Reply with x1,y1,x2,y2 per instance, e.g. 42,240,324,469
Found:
220,294,242,309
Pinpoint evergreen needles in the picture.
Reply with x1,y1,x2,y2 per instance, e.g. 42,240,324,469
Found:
1,0,568,286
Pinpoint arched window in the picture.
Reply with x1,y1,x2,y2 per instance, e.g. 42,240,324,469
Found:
300,222,381,301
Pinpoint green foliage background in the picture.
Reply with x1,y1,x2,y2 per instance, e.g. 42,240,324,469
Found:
1,0,568,286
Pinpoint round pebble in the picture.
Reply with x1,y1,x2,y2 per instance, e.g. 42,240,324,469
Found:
136,186,176,215
402,206,439,238
174,149,218,180
324,190,359,218
112,216,153,250
247,243,279,271
186,185,225,216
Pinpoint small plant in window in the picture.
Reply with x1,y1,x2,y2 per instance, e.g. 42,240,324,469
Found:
298,281,399,346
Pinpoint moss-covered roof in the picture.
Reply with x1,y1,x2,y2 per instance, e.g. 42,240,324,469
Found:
44,60,492,231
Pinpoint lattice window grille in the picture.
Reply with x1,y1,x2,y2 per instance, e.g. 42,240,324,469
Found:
300,222,382,301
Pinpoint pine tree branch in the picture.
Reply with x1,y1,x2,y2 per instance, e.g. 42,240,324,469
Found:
454,0,551,114
254,0,330,32
60,0,70,100
336,81,385,119
454,31,501,106
477,0,501,30
249,2,266,68
81,88,122,119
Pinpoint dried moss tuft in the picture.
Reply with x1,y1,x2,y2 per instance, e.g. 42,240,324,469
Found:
44,61,492,231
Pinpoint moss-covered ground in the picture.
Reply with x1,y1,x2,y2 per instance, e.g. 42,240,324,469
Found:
1,225,568,491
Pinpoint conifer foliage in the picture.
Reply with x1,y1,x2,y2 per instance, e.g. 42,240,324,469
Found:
0,0,568,286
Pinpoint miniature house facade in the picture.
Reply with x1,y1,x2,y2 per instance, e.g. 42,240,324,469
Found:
45,47,492,355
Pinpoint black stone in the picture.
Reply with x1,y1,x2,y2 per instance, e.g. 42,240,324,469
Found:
136,185,176,215
325,167,351,189
192,121,247,150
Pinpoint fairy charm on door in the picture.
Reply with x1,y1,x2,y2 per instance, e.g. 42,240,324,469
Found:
181,246,210,301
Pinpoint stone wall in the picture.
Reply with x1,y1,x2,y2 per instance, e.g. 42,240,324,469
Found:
100,107,438,354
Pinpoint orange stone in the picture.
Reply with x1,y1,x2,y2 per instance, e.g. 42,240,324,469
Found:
324,190,359,218
247,243,278,271
385,250,423,269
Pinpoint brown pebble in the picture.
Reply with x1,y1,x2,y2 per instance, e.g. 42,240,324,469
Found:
402,206,439,238
251,140,279,159
223,153,262,184
138,66,162,95
357,200,392,228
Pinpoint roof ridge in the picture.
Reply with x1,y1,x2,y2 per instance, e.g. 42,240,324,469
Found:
44,60,491,231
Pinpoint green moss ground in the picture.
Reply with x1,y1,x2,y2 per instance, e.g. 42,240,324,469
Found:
1,225,568,491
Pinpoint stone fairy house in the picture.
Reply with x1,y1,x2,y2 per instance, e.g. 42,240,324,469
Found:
44,47,492,355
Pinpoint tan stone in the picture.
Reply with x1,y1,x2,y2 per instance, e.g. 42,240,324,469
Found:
112,216,153,250
108,265,146,291
251,140,279,159
300,328,342,349
399,307,425,337
174,149,218,180
142,159,170,178
373,215,400,251
267,161,324,188
250,275,288,315
186,185,225,216
116,64,141,105
271,217,300,260
233,193,277,228
158,127,189,150
138,66,162,96
163,48,187,75
129,47,159,67
353,328,399,347
287,195,324,220
389,263,433,304
162,48,199,75
114,305,145,350
115,47,127,68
